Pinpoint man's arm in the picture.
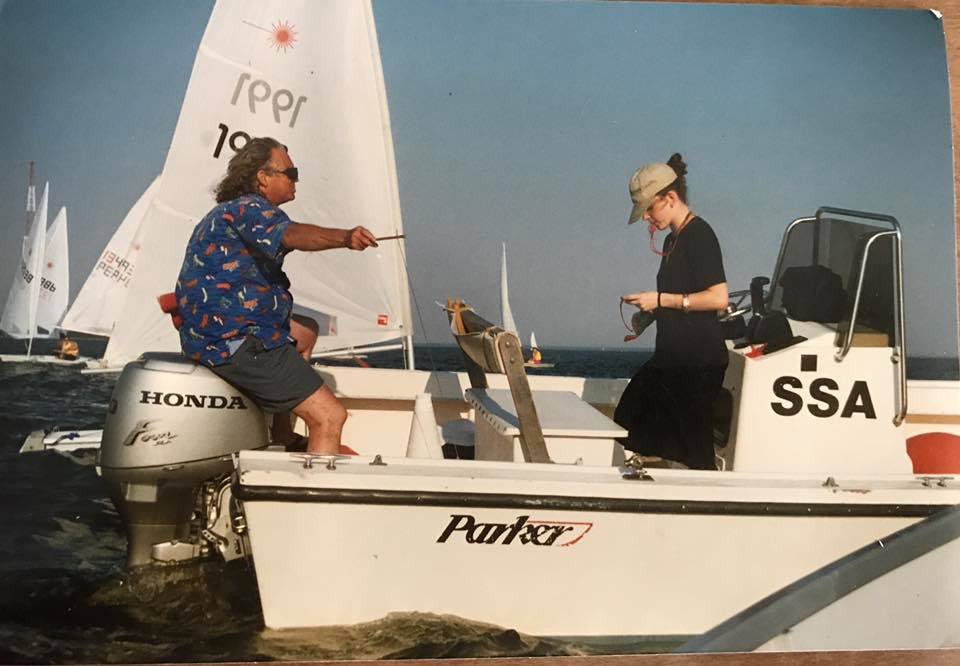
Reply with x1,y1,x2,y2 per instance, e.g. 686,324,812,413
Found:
282,223,379,252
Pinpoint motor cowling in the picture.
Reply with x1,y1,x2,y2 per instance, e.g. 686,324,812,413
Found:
100,352,268,566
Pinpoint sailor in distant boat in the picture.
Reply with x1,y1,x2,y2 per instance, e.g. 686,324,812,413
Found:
530,346,542,365
174,137,378,455
55,331,79,361
615,153,729,470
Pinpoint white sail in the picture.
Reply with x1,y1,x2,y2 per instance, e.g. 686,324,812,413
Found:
529,330,539,350
61,177,160,337
104,0,411,367
500,243,518,334
1,183,48,344
36,206,69,333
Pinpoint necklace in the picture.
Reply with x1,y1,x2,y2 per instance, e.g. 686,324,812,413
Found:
674,210,695,234
651,211,695,258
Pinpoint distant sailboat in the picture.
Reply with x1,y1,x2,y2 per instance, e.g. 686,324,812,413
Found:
0,182,48,353
36,206,70,335
0,182,90,366
524,330,554,369
61,176,160,338
498,243,554,369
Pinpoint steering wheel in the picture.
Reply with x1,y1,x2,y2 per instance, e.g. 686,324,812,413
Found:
717,276,770,323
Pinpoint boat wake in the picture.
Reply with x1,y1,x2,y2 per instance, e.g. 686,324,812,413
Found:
258,612,584,660
0,559,601,663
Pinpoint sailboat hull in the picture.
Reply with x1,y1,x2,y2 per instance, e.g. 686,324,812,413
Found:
0,354,90,367
236,451,958,637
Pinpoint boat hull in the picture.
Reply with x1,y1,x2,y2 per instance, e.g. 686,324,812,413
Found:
235,452,959,637
0,354,91,367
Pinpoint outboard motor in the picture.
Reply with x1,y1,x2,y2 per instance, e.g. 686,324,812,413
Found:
100,352,268,567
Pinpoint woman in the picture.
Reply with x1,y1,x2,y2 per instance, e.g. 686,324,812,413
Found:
614,153,729,469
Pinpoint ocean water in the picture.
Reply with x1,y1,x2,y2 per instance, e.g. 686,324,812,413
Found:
1,345,957,664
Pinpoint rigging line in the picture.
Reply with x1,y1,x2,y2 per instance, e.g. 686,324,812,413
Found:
394,232,439,373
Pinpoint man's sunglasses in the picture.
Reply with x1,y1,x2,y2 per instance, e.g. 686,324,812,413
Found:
263,166,299,183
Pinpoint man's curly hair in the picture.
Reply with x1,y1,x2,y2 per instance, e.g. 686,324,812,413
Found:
214,137,284,203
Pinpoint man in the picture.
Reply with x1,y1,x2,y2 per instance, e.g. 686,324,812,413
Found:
55,331,80,360
175,137,378,454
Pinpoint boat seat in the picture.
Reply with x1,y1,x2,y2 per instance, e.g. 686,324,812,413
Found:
466,388,625,465
446,298,625,464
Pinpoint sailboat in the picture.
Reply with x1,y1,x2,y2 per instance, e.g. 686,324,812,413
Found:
37,206,70,335
0,195,90,367
17,0,960,646
1,182,46,344
525,330,554,368
499,243,554,369
98,0,412,369
61,177,160,339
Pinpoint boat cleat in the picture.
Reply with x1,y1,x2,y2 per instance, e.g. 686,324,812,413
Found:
621,453,654,481
291,453,350,470
919,476,954,488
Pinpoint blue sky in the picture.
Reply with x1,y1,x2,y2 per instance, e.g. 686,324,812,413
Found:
0,0,955,359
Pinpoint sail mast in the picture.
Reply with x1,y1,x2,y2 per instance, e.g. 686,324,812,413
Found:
25,161,35,235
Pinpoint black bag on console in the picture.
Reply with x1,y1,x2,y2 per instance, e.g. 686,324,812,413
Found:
779,265,847,323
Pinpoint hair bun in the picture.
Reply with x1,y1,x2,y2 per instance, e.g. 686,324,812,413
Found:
667,153,687,177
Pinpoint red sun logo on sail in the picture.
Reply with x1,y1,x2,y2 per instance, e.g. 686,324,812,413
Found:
269,21,297,52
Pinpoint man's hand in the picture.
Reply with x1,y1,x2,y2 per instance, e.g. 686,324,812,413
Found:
345,226,378,250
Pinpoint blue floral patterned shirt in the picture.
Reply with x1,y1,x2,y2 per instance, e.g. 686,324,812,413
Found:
175,194,295,366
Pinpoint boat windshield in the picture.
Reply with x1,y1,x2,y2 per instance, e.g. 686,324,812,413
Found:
769,216,896,346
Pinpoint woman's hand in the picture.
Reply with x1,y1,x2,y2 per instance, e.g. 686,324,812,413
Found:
622,291,659,312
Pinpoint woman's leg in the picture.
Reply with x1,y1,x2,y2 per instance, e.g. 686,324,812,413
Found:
678,366,727,470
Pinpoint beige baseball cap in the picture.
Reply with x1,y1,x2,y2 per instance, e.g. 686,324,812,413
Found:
627,163,677,225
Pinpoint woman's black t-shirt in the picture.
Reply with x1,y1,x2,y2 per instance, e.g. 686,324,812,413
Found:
653,216,727,368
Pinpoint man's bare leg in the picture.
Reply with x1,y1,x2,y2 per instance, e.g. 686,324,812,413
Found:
273,315,322,444
292,385,347,454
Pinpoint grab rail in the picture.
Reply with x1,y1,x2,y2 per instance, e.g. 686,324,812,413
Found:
819,208,906,426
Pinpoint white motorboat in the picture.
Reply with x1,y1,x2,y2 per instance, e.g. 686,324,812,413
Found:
64,207,958,642
234,454,958,638
228,205,960,638
17,0,960,648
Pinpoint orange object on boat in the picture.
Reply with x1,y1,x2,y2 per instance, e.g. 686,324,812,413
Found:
906,432,960,473
157,292,183,330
